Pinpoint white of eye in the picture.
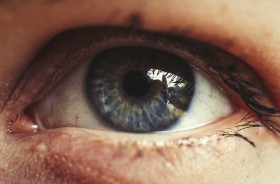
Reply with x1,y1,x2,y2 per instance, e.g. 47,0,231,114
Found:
33,56,233,132
164,70,233,131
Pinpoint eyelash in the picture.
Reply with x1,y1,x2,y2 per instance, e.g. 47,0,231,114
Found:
204,52,280,136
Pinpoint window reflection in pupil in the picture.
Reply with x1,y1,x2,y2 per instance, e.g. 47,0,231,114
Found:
86,47,195,132
123,71,151,96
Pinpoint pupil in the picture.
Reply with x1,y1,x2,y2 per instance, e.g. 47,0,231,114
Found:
123,71,150,96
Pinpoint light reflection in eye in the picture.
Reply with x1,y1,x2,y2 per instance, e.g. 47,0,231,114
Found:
147,69,185,88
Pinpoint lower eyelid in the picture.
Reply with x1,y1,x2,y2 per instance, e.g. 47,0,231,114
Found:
6,113,250,184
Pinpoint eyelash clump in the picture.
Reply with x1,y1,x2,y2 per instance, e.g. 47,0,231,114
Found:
201,49,280,135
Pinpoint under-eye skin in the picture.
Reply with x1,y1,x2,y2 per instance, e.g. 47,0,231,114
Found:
6,27,280,139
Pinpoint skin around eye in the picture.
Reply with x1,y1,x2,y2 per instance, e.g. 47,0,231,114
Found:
0,1,280,184
27,45,233,132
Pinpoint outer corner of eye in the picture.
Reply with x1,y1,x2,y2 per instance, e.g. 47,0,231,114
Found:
17,41,241,135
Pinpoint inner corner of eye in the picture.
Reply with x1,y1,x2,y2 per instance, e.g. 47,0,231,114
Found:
7,112,39,134
13,46,236,134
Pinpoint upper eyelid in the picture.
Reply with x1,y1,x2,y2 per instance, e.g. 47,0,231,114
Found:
0,27,255,108
1,1,276,134
0,26,230,122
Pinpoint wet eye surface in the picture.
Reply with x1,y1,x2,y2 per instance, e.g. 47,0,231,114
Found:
7,27,273,135
26,43,233,133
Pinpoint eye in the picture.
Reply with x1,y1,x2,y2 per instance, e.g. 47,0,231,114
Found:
7,27,274,134
28,45,233,133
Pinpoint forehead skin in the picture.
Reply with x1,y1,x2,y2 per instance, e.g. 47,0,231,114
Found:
0,0,280,184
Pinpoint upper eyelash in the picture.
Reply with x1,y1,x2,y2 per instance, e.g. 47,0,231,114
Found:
204,53,280,136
